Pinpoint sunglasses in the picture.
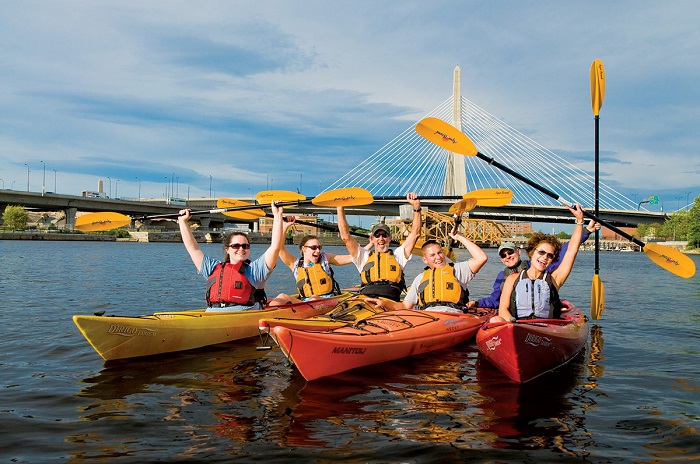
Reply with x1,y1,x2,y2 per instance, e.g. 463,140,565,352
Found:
227,243,250,250
499,249,515,259
373,232,389,238
304,245,322,251
535,248,556,260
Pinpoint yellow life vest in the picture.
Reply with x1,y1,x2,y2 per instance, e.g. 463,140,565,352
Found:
359,250,406,301
295,260,338,298
416,264,467,308
360,250,403,285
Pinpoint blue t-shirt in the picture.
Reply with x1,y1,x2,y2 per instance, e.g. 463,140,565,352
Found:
199,254,272,311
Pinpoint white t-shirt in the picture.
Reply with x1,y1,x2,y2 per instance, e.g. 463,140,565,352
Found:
404,260,476,313
352,243,411,273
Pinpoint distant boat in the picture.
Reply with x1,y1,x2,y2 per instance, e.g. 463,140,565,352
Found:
619,246,633,252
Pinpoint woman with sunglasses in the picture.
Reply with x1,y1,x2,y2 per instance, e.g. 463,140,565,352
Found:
469,219,600,310
492,203,586,322
177,202,287,312
273,217,353,303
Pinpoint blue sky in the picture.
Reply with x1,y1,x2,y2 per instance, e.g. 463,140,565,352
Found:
2,1,698,214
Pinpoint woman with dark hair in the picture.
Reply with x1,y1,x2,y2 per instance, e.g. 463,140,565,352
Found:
492,203,586,322
177,202,288,312
275,217,353,304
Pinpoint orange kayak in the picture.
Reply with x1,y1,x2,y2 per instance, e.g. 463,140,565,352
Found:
273,308,495,381
258,295,386,335
475,300,589,383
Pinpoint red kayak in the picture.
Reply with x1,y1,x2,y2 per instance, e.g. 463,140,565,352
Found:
475,300,589,383
273,308,494,381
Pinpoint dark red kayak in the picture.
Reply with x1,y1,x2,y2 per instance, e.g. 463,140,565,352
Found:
475,300,589,383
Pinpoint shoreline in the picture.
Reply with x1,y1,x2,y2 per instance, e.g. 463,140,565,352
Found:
1,231,696,254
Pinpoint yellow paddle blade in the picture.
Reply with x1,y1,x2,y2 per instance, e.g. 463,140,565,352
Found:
448,198,477,216
75,212,131,232
463,188,514,207
312,187,374,207
643,243,696,279
216,198,266,220
590,274,605,320
415,117,478,156
590,59,606,116
256,190,306,203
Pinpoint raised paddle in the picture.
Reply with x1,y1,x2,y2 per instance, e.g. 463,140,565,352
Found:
375,188,513,207
256,190,306,203
222,187,374,219
75,212,132,232
75,188,374,231
591,59,606,320
415,117,696,279
463,188,514,207
75,199,268,232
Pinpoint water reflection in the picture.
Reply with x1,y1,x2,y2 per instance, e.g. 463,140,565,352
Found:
70,329,601,459
474,345,588,454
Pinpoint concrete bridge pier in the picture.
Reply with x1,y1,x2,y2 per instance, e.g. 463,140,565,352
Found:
199,217,211,229
65,207,77,230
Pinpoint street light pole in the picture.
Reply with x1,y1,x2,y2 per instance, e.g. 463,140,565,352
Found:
24,163,30,191
115,179,119,198
107,176,112,198
53,169,57,193
209,175,212,197
41,160,45,196
686,191,693,211
135,177,140,199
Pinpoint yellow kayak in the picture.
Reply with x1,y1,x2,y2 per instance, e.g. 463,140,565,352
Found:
73,293,353,361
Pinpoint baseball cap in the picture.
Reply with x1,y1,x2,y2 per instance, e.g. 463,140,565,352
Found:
498,241,517,253
370,223,391,235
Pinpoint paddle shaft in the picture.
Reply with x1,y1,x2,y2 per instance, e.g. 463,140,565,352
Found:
472,150,646,248
375,195,464,201
140,199,314,220
594,114,601,274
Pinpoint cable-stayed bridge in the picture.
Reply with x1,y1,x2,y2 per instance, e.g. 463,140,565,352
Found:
326,66,666,227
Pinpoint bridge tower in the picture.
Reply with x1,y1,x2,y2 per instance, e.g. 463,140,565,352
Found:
443,65,468,196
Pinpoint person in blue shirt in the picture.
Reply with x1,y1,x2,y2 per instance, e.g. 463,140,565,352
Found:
468,219,600,309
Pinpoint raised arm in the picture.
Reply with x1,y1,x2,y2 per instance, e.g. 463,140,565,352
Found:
177,209,205,272
337,206,360,259
326,252,354,266
263,202,285,271
546,218,598,272
550,204,585,289
449,231,488,274
278,217,297,270
401,192,422,258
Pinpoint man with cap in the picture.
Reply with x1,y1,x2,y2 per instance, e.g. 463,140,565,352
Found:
468,220,600,309
337,192,422,301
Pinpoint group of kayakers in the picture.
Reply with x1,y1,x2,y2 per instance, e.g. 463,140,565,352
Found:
177,193,599,321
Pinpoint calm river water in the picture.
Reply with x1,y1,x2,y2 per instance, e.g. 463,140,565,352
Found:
1,240,699,463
